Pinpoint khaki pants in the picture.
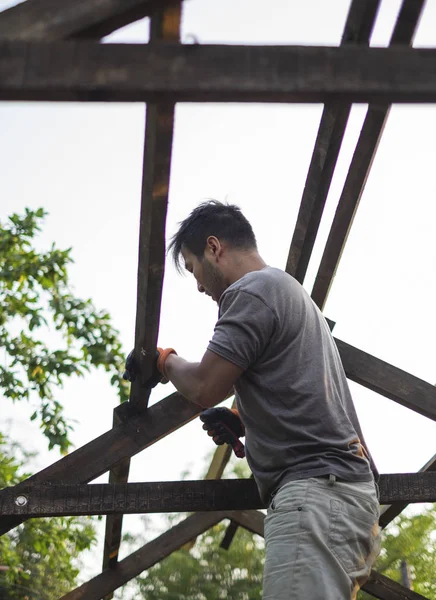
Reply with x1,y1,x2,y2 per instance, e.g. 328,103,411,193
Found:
263,477,381,600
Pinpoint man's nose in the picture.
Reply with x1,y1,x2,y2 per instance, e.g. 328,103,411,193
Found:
197,282,205,293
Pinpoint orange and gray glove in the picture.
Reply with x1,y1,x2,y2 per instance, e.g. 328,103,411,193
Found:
123,347,177,389
200,407,245,458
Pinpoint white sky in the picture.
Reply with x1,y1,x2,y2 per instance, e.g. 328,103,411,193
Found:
1,0,436,591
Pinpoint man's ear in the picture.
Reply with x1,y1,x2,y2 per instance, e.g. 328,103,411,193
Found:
206,236,222,258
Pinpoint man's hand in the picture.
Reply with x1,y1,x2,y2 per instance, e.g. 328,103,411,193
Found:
122,347,177,389
200,407,245,458
200,407,245,445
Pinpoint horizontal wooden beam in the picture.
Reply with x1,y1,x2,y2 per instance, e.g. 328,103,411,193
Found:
379,453,436,529
335,338,436,421
2,43,436,103
0,0,179,41
2,473,436,518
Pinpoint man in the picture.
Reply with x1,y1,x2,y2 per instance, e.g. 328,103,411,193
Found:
144,200,380,599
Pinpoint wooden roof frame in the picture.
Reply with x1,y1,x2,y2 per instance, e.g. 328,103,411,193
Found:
0,0,433,599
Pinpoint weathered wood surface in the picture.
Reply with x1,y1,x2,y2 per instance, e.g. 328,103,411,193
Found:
2,473,436,517
60,511,227,600
3,44,436,103
130,3,180,407
103,5,181,581
285,0,380,283
364,570,429,600
379,453,436,529
310,0,425,309
102,408,133,572
335,338,436,421
0,0,178,40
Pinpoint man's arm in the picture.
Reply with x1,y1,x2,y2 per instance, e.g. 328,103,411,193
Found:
164,349,243,408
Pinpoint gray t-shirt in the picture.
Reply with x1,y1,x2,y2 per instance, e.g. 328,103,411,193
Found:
208,266,376,504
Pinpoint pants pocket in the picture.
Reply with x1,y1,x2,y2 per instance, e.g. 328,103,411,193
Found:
328,498,381,575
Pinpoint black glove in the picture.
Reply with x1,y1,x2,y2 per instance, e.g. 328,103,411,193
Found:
200,407,245,446
122,349,163,389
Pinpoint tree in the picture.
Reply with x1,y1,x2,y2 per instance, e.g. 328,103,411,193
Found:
0,208,129,453
134,517,264,600
359,505,436,599
0,431,96,600
0,207,129,597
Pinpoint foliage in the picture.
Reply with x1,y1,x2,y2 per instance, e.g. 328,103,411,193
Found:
359,504,436,599
0,432,96,599
134,519,264,600
0,208,129,452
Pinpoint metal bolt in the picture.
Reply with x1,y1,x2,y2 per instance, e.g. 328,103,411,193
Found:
15,495,28,507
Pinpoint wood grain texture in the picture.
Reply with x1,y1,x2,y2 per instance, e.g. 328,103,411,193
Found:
3,473,436,517
103,5,181,580
2,43,436,103
285,0,381,283
335,338,436,421
379,453,436,529
0,0,179,40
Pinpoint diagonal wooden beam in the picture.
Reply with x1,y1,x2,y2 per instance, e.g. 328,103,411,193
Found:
0,0,179,41
2,43,436,104
285,0,381,283
310,0,425,309
102,3,181,580
364,570,429,600
60,511,227,600
335,338,436,422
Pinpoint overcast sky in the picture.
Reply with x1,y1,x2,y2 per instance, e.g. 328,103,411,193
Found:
1,0,436,591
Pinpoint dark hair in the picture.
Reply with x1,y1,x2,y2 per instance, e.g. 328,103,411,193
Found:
168,200,257,273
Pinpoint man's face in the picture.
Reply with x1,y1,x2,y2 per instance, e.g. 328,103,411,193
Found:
181,245,227,304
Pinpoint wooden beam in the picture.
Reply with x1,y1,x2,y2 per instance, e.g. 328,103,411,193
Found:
310,0,425,309
285,0,381,283
0,0,179,41
102,5,181,580
335,338,436,422
130,3,180,408
60,511,227,600
2,43,436,103
379,453,436,529
363,570,429,600
3,473,436,517
102,408,133,572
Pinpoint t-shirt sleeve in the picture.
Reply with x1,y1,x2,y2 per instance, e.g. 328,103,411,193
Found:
207,290,276,370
